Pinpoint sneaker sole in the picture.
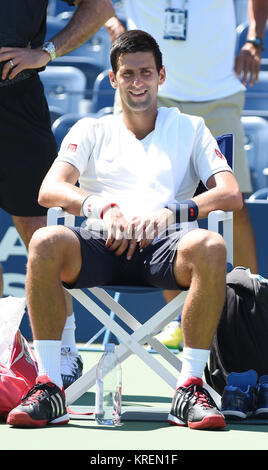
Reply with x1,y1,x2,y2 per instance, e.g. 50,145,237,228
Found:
168,412,226,430
221,410,248,420
168,413,186,427
188,414,226,430
7,411,69,428
255,408,268,418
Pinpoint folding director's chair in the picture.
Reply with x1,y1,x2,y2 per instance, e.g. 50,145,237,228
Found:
47,134,234,417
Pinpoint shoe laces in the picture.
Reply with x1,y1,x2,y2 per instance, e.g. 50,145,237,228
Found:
61,347,79,375
21,383,50,406
185,384,216,409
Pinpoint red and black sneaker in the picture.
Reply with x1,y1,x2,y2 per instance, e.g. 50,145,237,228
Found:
168,377,226,430
7,375,69,428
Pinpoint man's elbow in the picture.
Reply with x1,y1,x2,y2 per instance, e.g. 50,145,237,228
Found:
231,188,243,211
38,187,51,209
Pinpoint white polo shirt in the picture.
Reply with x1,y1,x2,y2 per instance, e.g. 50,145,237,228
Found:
124,0,245,101
55,107,231,227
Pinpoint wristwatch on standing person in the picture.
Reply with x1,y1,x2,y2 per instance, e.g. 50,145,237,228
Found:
42,41,57,61
246,36,264,50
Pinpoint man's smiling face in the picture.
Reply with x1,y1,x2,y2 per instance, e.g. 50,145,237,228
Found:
110,51,166,112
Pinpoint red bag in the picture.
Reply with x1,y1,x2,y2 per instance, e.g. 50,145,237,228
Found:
0,330,38,418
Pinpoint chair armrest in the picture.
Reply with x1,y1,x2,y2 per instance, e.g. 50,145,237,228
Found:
208,210,233,266
47,206,76,226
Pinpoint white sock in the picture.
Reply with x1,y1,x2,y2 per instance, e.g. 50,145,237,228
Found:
176,347,210,388
61,313,79,355
33,340,63,390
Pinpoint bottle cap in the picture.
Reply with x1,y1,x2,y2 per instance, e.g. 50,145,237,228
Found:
105,343,115,352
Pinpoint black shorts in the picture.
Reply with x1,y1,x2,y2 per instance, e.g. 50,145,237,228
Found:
0,75,58,216
63,227,189,291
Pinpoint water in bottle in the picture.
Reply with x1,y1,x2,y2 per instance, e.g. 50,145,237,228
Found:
95,343,122,426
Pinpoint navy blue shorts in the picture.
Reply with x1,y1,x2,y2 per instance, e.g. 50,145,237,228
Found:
63,227,189,291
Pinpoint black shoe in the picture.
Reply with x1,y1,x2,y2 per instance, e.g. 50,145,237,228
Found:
256,375,268,418
61,347,83,389
221,370,258,420
7,375,69,427
168,377,226,430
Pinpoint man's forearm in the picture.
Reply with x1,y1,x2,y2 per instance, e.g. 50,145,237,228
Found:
38,182,88,216
247,0,268,39
50,0,115,57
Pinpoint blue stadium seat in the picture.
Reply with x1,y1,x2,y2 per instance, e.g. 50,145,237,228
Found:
47,57,104,100
49,105,63,125
45,15,66,39
52,113,85,148
242,116,268,192
89,70,115,113
40,66,86,114
47,0,75,16
52,109,114,149
51,112,94,148
46,14,111,69
243,71,268,121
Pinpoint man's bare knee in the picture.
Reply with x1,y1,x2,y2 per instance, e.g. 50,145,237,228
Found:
27,227,69,275
175,229,226,277
29,227,61,258
28,226,81,283
196,230,226,265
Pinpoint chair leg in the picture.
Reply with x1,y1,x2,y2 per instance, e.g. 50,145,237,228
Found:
65,288,221,408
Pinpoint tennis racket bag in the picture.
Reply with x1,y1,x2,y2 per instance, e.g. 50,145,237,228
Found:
0,330,38,418
205,266,268,395
0,297,38,418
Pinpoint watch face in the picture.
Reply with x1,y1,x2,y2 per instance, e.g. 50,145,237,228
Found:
255,38,263,46
43,42,56,59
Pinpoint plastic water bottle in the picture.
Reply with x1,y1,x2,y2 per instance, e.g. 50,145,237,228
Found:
95,343,122,426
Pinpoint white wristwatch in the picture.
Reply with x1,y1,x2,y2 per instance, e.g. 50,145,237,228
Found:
42,41,56,61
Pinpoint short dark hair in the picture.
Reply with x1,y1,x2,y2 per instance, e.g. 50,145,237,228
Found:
110,30,163,74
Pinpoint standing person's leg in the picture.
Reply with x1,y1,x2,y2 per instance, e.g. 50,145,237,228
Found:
0,74,80,387
22,226,83,387
6,225,83,428
172,92,258,273
156,93,257,349
12,215,82,388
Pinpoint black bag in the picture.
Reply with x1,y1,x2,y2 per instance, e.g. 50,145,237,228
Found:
205,266,268,395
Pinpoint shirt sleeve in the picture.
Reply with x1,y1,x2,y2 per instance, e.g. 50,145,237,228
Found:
192,119,233,188
55,117,96,175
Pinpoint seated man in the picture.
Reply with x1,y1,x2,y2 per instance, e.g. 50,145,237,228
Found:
7,30,242,429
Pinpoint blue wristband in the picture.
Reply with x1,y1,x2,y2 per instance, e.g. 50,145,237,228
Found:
165,200,199,224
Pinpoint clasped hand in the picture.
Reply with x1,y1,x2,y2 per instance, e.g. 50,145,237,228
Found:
103,206,173,260
0,46,50,80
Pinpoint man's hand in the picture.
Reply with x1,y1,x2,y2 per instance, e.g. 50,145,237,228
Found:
102,205,137,259
235,43,262,86
127,208,174,250
0,46,50,80
105,16,126,43
103,207,174,259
